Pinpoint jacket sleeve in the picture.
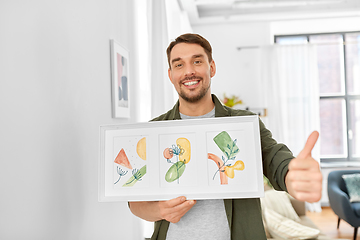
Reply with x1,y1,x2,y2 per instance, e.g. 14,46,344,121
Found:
151,220,169,240
259,119,294,192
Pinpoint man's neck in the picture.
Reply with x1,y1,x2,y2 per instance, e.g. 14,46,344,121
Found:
178,94,214,116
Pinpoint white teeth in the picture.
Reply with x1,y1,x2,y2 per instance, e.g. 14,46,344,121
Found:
184,81,199,86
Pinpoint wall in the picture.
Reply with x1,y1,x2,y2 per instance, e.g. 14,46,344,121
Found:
0,0,144,239
270,16,360,36
193,22,271,108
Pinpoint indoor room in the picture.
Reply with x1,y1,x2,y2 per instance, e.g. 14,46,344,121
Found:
0,0,359,239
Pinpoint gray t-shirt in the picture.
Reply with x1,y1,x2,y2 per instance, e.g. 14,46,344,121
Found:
166,108,231,240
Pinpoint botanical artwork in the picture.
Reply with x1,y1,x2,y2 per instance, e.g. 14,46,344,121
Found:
113,136,147,188
100,116,262,201
116,53,128,108
207,131,245,185
159,133,197,187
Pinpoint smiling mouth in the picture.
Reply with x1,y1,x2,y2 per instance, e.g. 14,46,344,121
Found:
183,80,199,86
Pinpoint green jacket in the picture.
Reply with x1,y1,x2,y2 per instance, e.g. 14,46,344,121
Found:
150,94,294,240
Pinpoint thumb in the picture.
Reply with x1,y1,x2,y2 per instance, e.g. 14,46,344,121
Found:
297,131,319,159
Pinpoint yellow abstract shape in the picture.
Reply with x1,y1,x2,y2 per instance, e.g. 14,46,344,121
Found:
176,138,191,164
224,161,245,179
224,166,235,179
233,160,245,171
136,137,146,160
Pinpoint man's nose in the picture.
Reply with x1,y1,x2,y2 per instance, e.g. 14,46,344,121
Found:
184,64,195,77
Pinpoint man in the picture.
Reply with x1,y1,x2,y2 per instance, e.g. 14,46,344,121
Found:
129,33,322,240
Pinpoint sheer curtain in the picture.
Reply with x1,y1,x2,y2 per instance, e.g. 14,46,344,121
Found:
260,44,322,212
134,0,181,122
148,0,178,119
147,0,193,119
136,0,194,237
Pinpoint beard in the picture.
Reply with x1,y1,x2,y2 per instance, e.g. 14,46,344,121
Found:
178,77,211,103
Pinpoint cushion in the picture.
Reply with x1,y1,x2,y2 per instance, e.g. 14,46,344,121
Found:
262,216,272,238
264,208,320,239
342,173,360,202
261,189,301,222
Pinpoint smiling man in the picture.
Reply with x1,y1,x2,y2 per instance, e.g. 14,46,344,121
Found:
168,41,215,115
128,33,322,240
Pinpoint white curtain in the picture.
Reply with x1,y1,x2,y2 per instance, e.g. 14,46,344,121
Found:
133,0,179,122
148,0,177,118
145,0,193,119
260,44,322,212
136,0,194,236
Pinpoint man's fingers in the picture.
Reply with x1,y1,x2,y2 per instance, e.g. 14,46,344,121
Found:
287,180,322,193
165,199,196,223
286,132,323,203
297,131,319,159
173,200,196,217
291,192,322,203
171,198,196,213
159,196,196,223
286,169,322,182
164,196,187,208
289,157,320,171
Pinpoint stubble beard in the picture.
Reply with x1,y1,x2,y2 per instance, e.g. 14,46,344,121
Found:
178,78,211,103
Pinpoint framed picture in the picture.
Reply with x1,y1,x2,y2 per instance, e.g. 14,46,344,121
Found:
99,116,264,202
110,39,130,118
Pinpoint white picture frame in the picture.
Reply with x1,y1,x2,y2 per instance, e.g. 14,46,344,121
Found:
99,116,264,202
110,39,130,118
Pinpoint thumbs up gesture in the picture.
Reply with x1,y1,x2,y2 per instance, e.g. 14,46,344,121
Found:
285,131,323,203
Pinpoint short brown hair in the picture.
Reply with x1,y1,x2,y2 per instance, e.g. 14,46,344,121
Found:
166,33,213,68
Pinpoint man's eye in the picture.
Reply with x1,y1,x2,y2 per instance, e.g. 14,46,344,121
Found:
175,63,182,68
194,60,201,64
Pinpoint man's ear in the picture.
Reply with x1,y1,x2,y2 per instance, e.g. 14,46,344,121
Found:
210,60,216,78
168,68,174,84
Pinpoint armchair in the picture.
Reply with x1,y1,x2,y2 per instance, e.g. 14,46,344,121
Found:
328,170,360,240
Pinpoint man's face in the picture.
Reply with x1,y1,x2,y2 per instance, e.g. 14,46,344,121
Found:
168,43,216,103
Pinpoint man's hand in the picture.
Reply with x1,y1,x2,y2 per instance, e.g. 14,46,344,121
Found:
129,196,196,223
158,196,196,223
285,131,322,203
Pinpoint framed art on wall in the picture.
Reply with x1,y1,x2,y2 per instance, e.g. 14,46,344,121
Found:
99,116,264,202
110,39,130,118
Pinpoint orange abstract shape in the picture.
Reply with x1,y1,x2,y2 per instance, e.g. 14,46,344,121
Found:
163,148,173,159
114,148,133,169
208,153,228,185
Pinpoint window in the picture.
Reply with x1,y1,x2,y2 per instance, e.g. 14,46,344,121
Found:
275,32,360,163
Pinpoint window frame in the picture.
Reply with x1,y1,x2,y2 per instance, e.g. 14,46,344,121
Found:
274,31,360,163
